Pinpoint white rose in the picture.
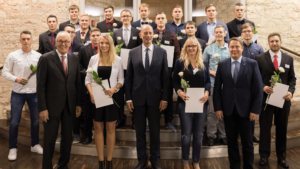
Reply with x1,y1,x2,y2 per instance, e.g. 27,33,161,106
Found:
86,67,93,73
256,24,262,28
213,54,220,58
153,34,158,39
178,72,184,77
113,23,117,27
117,37,122,41
279,67,285,73
181,30,186,34
148,20,152,23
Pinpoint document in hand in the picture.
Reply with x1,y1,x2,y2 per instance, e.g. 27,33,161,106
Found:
267,83,289,108
91,79,113,108
185,88,204,113
160,44,175,68
120,48,130,70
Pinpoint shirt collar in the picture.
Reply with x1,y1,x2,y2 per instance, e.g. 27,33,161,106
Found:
231,56,243,63
140,19,150,24
156,28,166,34
142,43,154,52
206,20,217,25
91,43,99,49
106,19,114,24
56,49,68,58
123,25,132,31
20,49,33,54
70,20,79,25
243,41,253,47
269,50,281,59
171,20,184,26
211,42,228,49
235,18,245,24
47,29,58,36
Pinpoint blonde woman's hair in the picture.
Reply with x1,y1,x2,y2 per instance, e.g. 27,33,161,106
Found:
180,37,205,70
98,34,116,65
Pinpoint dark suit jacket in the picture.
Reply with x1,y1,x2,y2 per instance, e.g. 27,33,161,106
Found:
73,30,90,45
227,19,254,38
125,44,169,107
112,27,142,49
37,51,81,116
38,30,59,55
213,56,263,117
59,20,91,31
255,51,296,107
72,41,83,53
78,44,94,94
195,20,230,43
131,20,157,30
96,19,123,33
178,37,206,53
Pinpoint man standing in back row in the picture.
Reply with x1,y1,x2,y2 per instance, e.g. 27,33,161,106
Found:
165,5,185,38
131,3,157,30
97,6,123,33
59,5,81,32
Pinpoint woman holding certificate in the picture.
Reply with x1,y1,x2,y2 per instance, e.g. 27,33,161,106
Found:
85,34,124,169
173,37,210,169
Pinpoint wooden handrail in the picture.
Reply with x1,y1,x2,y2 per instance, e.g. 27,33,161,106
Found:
281,46,300,57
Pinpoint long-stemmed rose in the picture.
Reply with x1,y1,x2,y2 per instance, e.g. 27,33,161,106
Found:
19,64,37,91
178,72,190,93
153,34,161,46
116,36,124,56
109,23,118,36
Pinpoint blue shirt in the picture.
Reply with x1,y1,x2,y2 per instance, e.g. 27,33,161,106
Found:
206,20,217,37
165,20,185,36
242,41,264,60
203,43,231,87
231,56,242,78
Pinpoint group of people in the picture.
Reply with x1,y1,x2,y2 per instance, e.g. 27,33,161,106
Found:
2,2,296,169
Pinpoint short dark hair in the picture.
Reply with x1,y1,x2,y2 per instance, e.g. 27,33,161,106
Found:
185,21,196,29
229,37,243,46
47,14,57,22
104,5,114,12
64,24,75,30
173,5,183,11
20,30,32,37
205,4,216,12
235,3,244,7
268,32,282,41
90,28,101,34
241,23,254,32
121,9,132,16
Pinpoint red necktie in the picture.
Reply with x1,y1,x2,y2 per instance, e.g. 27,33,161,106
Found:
273,55,278,71
51,33,55,49
81,31,85,36
62,56,67,75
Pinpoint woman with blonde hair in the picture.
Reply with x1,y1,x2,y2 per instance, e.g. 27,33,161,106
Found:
85,34,124,169
173,37,211,169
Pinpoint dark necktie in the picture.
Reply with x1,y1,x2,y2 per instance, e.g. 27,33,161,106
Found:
145,48,150,72
51,33,55,49
233,61,239,83
159,31,163,40
94,47,98,55
108,23,112,31
273,55,278,71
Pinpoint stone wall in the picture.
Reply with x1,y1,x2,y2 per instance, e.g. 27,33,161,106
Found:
0,0,299,119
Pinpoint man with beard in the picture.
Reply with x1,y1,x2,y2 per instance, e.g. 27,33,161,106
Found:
96,6,122,33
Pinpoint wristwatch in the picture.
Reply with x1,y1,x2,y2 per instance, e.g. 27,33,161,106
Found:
115,86,120,93
177,90,182,95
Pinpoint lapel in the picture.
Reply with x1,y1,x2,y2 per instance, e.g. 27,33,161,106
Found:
148,45,158,73
101,21,109,32
202,22,208,41
279,51,287,68
51,51,67,78
127,28,136,48
236,57,246,83
231,19,239,36
137,20,142,28
74,31,81,44
265,50,276,71
67,52,73,79
226,58,235,84
44,32,53,50
87,44,94,59
85,30,90,42
138,45,146,73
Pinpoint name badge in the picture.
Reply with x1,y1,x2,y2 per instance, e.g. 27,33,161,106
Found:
164,40,170,44
84,41,91,46
137,27,141,30
132,36,137,40
73,52,78,55
285,64,290,68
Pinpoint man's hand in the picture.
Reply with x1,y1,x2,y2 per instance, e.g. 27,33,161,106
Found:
127,101,134,112
76,106,82,118
209,70,216,77
159,101,168,112
249,113,257,121
15,78,28,85
40,110,49,122
90,94,95,104
206,43,210,46
215,111,223,121
263,86,273,94
284,92,292,101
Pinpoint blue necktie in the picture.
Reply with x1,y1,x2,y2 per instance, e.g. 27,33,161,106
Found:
233,61,239,83
145,48,150,72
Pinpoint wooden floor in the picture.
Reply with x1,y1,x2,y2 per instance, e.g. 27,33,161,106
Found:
0,137,300,169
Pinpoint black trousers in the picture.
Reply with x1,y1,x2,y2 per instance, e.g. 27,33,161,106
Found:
163,70,174,124
83,93,96,139
134,105,161,163
224,105,254,169
259,105,290,160
43,101,73,169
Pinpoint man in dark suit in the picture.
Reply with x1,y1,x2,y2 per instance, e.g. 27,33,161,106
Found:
73,14,91,45
112,9,142,129
78,28,101,145
37,31,82,169
178,21,206,53
126,25,169,169
59,5,80,32
256,33,296,168
38,15,59,55
165,5,185,37
64,24,83,55
131,3,157,30
195,4,230,44
214,37,263,169
96,5,122,33
227,3,255,39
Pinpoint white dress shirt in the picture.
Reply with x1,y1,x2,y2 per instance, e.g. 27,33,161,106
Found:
269,50,282,67
2,49,41,93
142,43,154,67
122,25,132,42
56,49,68,70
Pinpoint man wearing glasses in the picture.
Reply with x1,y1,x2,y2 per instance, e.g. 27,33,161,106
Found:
64,24,83,55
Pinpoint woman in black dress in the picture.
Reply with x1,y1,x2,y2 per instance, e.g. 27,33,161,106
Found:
85,34,124,169
173,37,211,169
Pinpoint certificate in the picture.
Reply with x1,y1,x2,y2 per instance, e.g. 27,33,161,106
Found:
185,88,204,113
252,34,259,43
120,48,130,70
208,35,215,45
267,83,289,108
91,79,113,108
160,45,175,68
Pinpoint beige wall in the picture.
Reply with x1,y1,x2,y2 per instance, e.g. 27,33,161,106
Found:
0,0,299,119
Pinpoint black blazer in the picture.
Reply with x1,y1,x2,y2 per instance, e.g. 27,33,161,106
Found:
125,44,169,107
59,20,91,31
178,37,206,53
38,30,59,55
255,51,296,107
227,19,254,38
72,42,84,54
96,19,123,33
131,19,157,30
73,30,90,45
112,27,142,49
78,44,94,94
37,51,81,116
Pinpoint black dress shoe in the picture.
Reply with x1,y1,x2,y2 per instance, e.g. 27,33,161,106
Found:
132,124,135,129
151,162,162,169
207,137,214,146
220,138,227,145
106,160,112,169
82,137,92,145
278,159,289,168
115,119,126,128
99,161,105,169
134,161,147,169
259,157,268,166
253,134,260,143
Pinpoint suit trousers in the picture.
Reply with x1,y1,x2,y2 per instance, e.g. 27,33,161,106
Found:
134,105,161,163
163,70,174,124
259,105,290,160
224,105,254,169
43,100,74,169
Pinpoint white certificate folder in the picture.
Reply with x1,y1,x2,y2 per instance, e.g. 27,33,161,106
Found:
185,88,204,113
91,80,113,108
160,45,175,68
120,48,130,70
266,83,289,108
